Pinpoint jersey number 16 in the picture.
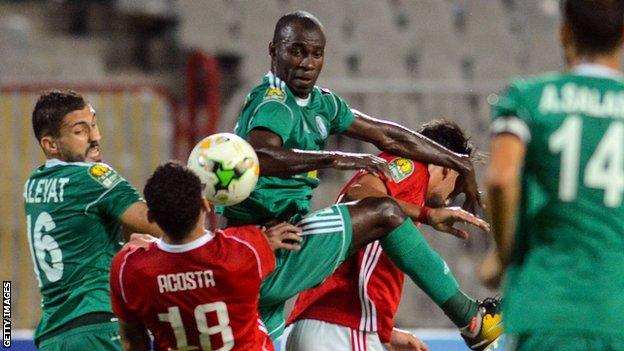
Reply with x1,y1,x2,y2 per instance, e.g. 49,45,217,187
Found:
26,212,63,285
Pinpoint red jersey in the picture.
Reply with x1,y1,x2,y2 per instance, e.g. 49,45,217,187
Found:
110,226,275,351
288,153,429,343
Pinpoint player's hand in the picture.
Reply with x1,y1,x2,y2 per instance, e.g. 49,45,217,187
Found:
264,222,302,251
478,248,504,289
332,152,392,179
385,328,429,351
457,163,483,215
427,207,490,240
124,233,158,250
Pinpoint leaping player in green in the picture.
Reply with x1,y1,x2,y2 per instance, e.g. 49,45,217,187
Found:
224,11,502,350
486,0,624,350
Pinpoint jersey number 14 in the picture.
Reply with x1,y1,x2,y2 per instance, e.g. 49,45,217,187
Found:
549,117,623,207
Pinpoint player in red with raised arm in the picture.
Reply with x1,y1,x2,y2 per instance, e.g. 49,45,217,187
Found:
109,161,301,351
287,120,497,351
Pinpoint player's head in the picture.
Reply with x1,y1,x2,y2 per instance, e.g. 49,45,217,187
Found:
269,11,325,98
418,119,473,207
144,161,209,241
560,0,624,64
32,90,102,162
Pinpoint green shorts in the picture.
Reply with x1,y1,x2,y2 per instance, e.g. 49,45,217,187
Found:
507,333,624,351
38,321,120,351
259,204,353,339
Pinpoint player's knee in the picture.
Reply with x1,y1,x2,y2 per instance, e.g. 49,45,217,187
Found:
361,197,407,231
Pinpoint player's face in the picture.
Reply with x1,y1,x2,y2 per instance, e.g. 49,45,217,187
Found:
54,105,102,162
426,166,460,207
271,25,325,98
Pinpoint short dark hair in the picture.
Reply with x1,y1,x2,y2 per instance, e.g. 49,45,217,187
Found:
32,90,86,141
272,11,324,43
144,161,204,240
562,0,624,55
418,119,473,156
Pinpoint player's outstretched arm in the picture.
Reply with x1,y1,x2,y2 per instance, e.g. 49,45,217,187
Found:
344,111,481,213
248,129,392,178
346,174,489,239
119,201,165,240
486,134,525,268
118,319,150,351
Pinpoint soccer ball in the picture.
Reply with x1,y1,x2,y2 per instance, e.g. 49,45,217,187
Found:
187,133,260,206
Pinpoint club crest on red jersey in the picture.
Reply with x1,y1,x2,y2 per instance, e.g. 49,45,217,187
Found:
389,158,414,182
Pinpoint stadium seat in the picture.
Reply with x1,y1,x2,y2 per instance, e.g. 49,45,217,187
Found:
349,0,413,78
389,0,462,80
239,1,283,82
511,0,562,74
455,0,519,80
178,0,243,55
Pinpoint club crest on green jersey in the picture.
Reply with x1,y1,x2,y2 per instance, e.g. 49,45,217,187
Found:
389,158,414,182
88,163,121,188
315,116,328,139
264,87,286,102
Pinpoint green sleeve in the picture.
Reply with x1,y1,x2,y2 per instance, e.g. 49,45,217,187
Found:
329,93,355,134
82,164,141,219
490,80,532,143
96,180,142,219
248,100,295,143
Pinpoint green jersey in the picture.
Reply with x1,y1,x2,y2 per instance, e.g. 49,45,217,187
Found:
222,72,355,222
491,64,624,336
23,159,141,343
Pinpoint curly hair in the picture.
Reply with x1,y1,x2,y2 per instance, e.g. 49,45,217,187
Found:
144,161,204,240
32,90,86,141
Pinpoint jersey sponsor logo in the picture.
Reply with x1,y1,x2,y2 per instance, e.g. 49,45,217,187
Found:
88,163,121,188
388,158,414,182
315,116,328,139
264,87,286,102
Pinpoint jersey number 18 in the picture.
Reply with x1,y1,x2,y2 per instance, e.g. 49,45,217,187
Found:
158,302,234,351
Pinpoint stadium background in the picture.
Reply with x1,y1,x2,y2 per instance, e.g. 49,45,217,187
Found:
0,0,569,349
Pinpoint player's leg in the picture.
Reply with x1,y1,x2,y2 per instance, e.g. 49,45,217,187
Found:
286,319,384,351
37,322,121,351
348,197,472,319
346,197,502,350
260,199,500,345
259,204,353,338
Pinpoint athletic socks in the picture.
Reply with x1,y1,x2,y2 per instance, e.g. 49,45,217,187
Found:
380,218,478,327
441,290,480,327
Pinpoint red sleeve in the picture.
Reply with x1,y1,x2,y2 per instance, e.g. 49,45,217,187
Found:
109,247,141,323
376,152,429,206
221,226,276,279
335,152,426,204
